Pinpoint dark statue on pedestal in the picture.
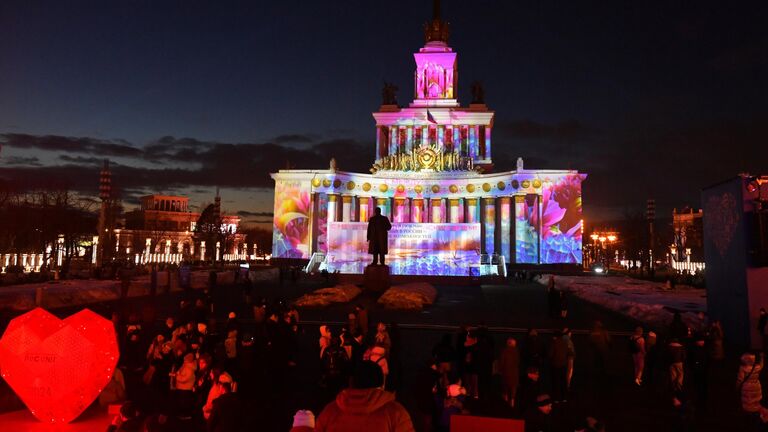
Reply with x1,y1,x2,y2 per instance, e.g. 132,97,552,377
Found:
382,82,398,106
471,81,485,104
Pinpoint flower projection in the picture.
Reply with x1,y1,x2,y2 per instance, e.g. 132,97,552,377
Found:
539,174,583,264
272,180,311,258
0,308,119,424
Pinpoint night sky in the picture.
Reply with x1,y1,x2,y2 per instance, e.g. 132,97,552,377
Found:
1,0,766,227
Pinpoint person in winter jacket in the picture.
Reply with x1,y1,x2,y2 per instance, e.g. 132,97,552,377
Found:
548,330,570,402
204,372,236,420
315,361,414,432
206,380,241,432
737,352,764,414
630,326,646,386
171,353,197,418
498,337,520,407
319,325,332,358
667,339,686,392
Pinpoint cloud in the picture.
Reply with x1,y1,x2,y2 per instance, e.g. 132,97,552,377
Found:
59,155,105,165
1,156,42,166
271,134,318,144
0,133,142,157
237,210,274,217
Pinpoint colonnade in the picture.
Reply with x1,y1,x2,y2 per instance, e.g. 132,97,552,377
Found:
375,124,491,161
321,192,518,259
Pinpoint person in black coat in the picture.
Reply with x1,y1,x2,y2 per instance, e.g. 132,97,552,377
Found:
206,382,241,432
367,207,392,265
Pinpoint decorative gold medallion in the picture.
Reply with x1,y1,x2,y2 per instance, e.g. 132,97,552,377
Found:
431,185,440,193
379,184,388,192
466,184,476,193
362,182,371,192
347,181,356,190
311,178,321,187
521,180,531,188
497,181,506,190
322,179,331,188
482,183,491,192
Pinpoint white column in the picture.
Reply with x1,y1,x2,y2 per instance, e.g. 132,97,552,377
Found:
342,195,352,222
92,236,99,264
327,194,338,223
200,241,206,261
215,241,221,261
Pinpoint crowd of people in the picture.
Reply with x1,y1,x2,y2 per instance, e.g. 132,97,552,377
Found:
91,274,768,432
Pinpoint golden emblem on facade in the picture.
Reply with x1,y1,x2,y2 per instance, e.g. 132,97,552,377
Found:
322,179,331,187
347,181,356,190
414,185,423,194
449,184,459,193
482,183,491,192
397,184,405,193
497,181,506,190
363,182,371,192
521,180,531,189
379,184,389,192
466,184,476,193
312,178,321,187
533,179,542,188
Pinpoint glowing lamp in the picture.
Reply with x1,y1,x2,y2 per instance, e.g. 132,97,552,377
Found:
0,308,119,424
607,235,617,242
590,234,599,241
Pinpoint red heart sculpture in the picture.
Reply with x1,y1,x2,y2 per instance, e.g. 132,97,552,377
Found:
0,308,119,424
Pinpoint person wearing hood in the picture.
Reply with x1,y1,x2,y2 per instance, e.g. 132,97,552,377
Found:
315,360,414,432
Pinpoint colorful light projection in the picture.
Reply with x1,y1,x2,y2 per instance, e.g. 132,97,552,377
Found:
515,195,539,263
272,180,312,258
0,308,119,424
538,174,583,264
324,222,481,275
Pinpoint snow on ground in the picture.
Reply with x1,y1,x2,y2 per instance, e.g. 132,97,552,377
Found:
538,274,707,330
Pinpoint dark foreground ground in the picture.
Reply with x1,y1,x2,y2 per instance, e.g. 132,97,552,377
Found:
0,276,750,431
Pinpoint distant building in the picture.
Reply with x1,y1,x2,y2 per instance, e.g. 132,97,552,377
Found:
114,193,244,263
671,207,704,262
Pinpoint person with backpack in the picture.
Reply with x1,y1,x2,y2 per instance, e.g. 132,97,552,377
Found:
629,326,646,386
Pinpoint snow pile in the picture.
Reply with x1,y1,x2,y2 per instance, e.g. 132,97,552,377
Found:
378,282,437,311
539,274,706,330
294,284,362,308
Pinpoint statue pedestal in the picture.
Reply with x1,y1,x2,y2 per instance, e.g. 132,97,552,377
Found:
364,265,391,292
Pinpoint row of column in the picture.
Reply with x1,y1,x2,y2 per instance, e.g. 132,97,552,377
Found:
149,199,188,212
376,124,491,160
325,193,513,257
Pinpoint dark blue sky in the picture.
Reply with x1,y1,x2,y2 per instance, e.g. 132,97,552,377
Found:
1,0,766,225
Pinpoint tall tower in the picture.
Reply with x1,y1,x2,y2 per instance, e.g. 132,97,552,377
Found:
96,160,113,266
412,0,457,107
214,187,221,222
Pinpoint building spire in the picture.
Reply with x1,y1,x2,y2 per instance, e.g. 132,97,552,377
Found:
424,0,449,44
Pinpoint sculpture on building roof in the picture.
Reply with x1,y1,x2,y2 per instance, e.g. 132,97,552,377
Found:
381,82,398,105
424,0,450,43
471,81,485,104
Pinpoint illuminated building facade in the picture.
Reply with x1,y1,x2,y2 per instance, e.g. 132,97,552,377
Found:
114,193,244,263
270,5,586,275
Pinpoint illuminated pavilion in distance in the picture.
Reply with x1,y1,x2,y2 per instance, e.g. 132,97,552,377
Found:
271,2,586,276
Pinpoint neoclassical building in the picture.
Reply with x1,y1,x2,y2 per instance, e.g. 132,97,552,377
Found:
271,5,585,275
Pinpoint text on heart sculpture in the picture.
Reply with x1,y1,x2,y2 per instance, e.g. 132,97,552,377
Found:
0,308,119,423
